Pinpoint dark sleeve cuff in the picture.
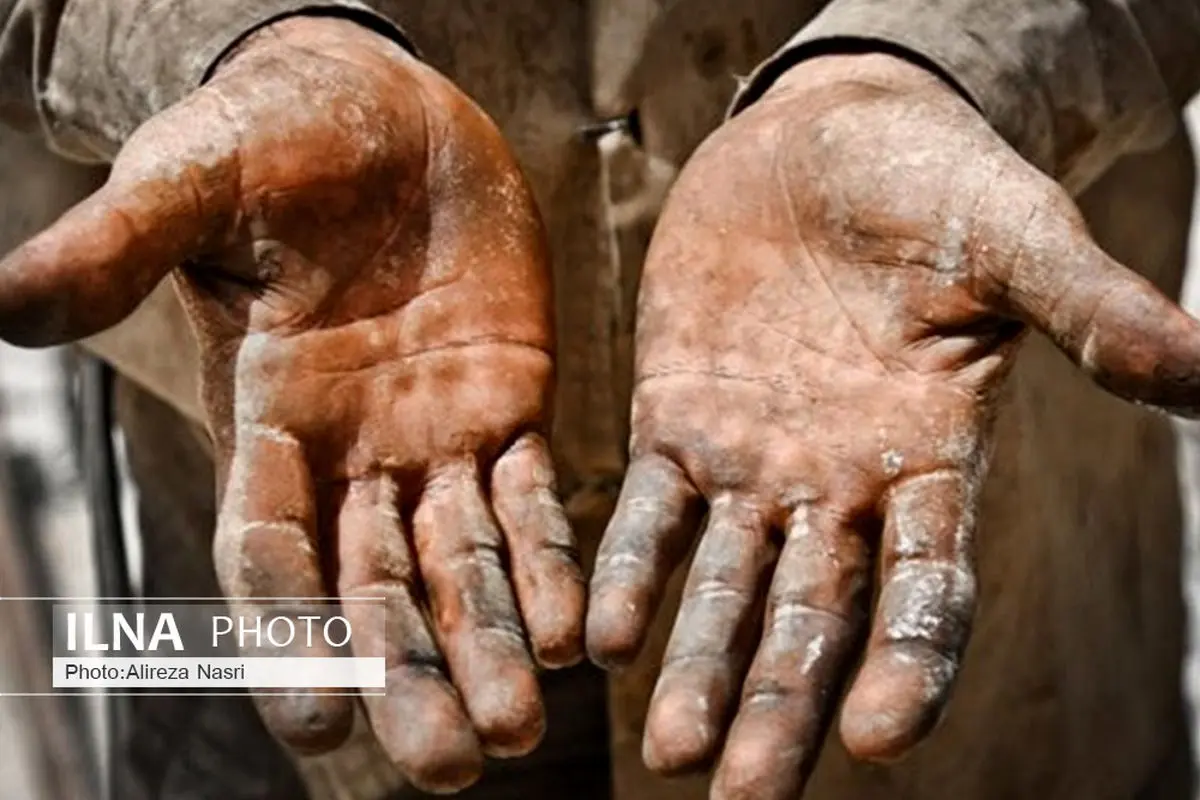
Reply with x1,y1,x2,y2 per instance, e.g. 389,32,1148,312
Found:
728,0,1180,194
41,1,413,162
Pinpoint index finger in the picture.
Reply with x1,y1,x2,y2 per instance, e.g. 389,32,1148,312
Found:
586,455,703,668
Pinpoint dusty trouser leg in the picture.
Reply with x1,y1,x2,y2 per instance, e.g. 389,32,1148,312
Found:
110,374,308,800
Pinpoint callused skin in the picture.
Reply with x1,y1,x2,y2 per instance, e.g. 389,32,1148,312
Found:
0,17,583,793
587,53,1200,800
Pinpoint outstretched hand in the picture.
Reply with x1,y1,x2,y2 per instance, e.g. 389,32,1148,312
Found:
0,17,583,793
587,52,1200,799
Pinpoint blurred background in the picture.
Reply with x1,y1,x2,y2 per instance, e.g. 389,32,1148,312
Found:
0,342,144,799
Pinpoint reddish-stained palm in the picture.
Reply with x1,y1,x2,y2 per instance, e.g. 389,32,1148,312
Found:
0,17,582,793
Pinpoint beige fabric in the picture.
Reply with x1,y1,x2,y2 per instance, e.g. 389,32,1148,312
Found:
731,0,1200,195
0,0,1197,797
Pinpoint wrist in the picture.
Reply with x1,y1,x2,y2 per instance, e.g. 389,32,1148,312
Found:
212,15,411,78
766,51,964,104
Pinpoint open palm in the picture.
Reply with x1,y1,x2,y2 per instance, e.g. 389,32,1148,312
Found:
587,52,1200,800
0,17,582,793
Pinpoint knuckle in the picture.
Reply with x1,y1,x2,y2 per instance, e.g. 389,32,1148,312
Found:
593,548,651,581
392,649,449,679
591,546,660,605
472,620,529,652
739,681,791,710
442,540,506,576
659,651,730,673
879,562,976,648
690,577,749,604
767,595,857,633
530,536,581,569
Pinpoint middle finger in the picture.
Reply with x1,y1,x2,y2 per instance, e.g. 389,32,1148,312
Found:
713,503,869,800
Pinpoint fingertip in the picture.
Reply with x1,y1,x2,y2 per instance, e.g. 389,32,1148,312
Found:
713,730,804,800
469,667,547,758
1010,232,1200,414
397,734,485,795
531,616,585,670
518,552,586,670
0,247,51,348
839,644,955,762
408,761,485,797
585,592,649,670
371,672,485,793
254,689,356,755
642,681,722,775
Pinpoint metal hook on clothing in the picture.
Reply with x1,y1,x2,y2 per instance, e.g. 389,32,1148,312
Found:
577,107,642,145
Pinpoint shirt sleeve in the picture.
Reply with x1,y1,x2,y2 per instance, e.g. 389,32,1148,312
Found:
729,0,1200,194
0,0,410,163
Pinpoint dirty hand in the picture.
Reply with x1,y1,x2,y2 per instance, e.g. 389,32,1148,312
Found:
587,52,1200,798
0,17,582,792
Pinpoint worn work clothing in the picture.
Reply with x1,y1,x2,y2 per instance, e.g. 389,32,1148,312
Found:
1,0,1198,798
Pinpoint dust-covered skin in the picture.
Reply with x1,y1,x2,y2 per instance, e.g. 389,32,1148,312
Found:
0,17,584,794
586,52,1200,800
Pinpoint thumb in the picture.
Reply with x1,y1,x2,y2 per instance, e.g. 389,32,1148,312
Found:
0,97,238,347
988,187,1200,416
